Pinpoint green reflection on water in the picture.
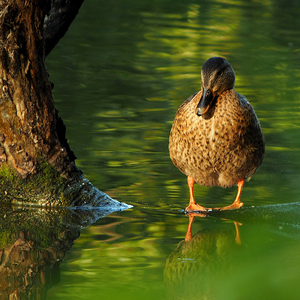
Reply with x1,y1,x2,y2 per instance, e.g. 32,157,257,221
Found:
45,0,300,299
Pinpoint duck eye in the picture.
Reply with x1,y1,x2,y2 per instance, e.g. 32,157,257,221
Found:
217,70,223,76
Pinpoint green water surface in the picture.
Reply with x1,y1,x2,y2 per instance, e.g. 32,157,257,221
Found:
44,0,300,299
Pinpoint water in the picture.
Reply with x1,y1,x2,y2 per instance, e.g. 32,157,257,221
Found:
42,0,300,299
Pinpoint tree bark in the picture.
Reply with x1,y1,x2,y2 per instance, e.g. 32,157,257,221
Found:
0,0,75,178
0,1,131,210
44,0,85,57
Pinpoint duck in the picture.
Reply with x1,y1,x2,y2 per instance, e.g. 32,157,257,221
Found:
169,57,265,213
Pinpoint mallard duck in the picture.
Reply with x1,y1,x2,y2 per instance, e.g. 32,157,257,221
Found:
169,57,265,213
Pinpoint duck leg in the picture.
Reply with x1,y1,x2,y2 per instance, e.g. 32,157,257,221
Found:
219,179,244,211
185,176,212,213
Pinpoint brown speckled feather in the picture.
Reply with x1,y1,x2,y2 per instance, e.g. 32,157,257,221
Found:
169,60,265,190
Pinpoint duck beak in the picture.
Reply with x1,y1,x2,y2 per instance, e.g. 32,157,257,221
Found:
196,87,214,117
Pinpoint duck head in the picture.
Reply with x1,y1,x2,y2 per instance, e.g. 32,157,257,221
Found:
196,57,236,119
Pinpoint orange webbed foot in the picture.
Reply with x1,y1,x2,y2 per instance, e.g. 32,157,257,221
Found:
218,201,244,211
185,203,213,214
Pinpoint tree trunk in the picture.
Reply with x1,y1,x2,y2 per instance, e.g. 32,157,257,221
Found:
0,0,75,178
0,1,131,210
44,0,85,57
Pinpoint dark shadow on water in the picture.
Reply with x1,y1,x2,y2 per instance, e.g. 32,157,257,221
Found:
0,204,120,299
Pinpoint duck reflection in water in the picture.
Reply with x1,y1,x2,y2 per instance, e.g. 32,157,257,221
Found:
185,214,242,244
164,215,242,300
169,57,265,213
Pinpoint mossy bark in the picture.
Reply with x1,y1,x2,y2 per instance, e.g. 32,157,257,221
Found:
0,161,130,208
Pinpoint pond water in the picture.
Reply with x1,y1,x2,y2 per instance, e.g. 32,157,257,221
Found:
44,0,300,299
